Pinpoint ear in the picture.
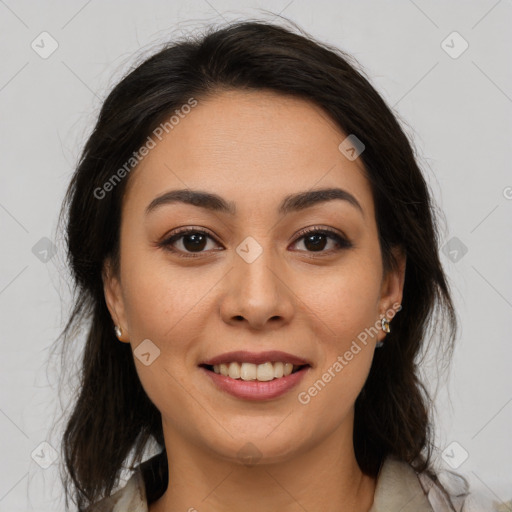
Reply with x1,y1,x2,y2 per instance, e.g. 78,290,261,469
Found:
102,258,129,343
377,246,406,338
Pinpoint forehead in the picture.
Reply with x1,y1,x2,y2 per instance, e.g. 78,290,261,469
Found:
123,90,374,219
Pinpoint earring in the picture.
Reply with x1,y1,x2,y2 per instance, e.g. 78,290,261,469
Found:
376,317,391,348
114,325,122,339
377,305,401,348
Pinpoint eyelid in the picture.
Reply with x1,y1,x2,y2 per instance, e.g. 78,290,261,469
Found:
162,225,218,242
293,225,349,244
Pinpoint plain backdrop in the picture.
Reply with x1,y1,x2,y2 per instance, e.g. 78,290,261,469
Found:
0,1,511,510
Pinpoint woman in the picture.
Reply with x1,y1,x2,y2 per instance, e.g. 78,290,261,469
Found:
56,19,472,511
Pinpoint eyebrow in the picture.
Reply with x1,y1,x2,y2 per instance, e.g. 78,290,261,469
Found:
145,187,364,217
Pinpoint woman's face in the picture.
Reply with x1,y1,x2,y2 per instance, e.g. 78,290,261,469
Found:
103,90,405,465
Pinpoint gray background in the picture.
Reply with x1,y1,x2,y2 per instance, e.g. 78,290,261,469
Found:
0,1,511,510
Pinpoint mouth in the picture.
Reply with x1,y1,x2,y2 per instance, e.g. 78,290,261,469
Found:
199,362,310,382
199,360,311,401
199,350,312,383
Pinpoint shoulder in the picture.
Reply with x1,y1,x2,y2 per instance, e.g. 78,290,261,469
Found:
86,469,148,512
370,455,472,512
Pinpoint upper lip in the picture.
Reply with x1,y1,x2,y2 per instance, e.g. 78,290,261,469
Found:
200,350,311,367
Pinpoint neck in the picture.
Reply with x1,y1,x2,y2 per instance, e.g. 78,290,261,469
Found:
149,414,376,512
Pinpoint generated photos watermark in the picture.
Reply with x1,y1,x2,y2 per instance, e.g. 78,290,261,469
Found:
93,97,198,200
297,302,402,405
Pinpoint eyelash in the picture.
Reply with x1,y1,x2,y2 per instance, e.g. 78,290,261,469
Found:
157,226,352,259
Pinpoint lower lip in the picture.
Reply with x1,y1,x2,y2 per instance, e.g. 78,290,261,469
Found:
200,366,310,401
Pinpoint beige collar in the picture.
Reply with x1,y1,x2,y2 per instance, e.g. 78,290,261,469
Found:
369,456,433,511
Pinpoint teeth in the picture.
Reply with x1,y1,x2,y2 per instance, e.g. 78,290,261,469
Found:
228,362,240,379
256,362,274,381
240,362,257,381
274,362,284,378
212,361,298,381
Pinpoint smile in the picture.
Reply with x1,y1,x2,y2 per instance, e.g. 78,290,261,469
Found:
205,361,307,381
199,363,310,401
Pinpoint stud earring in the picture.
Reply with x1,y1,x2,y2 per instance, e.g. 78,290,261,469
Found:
114,325,122,339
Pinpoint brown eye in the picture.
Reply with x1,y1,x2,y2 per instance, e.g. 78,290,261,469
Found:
159,228,221,257
292,227,352,254
179,232,208,252
302,232,329,251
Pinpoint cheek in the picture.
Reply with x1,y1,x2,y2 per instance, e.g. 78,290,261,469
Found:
120,260,222,406
120,267,208,420
296,344,373,443
295,269,379,431
120,244,207,341
124,281,209,362
293,257,381,413
304,257,382,342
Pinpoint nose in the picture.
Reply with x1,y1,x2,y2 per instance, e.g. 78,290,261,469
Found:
219,246,295,330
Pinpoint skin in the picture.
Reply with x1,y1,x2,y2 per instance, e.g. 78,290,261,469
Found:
103,89,406,512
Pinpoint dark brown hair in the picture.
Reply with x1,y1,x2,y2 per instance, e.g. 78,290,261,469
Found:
55,18,458,511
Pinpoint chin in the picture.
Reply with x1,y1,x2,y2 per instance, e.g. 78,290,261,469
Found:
203,425,309,466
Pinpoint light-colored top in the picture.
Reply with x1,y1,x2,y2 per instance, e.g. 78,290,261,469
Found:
89,455,472,512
